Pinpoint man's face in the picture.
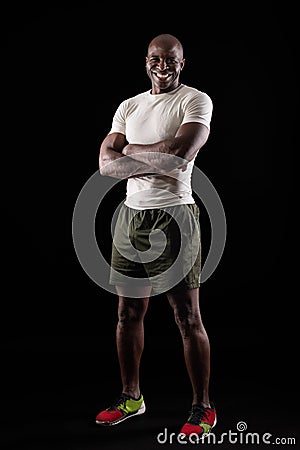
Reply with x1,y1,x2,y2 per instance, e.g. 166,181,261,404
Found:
146,42,185,94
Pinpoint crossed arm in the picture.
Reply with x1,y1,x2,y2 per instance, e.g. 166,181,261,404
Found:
99,122,209,179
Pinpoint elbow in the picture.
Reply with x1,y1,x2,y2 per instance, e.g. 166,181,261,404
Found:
169,139,193,163
173,147,193,164
99,159,108,176
174,143,203,163
99,165,109,177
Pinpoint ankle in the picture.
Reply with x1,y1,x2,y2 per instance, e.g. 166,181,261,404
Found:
122,388,141,400
192,396,210,409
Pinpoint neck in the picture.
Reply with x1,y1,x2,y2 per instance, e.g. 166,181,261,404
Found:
151,83,181,95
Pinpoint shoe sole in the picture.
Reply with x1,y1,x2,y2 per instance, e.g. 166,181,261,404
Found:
96,401,146,426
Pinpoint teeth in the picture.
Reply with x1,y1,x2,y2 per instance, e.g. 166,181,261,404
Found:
153,72,171,80
154,72,170,79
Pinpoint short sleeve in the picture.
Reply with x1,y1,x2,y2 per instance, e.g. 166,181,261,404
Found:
182,91,213,129
108,100,127,135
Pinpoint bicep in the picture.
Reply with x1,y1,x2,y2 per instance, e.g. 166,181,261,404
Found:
99,132,127,169
174,122,210,161
100,132,127,154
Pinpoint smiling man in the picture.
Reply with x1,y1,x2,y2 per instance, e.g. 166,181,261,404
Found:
96,33,216,440
147,34,184,92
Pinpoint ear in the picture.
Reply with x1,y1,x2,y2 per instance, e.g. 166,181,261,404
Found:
180,58,186,70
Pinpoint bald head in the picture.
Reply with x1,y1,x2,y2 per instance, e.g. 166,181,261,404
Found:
147,34,184,59
145,33,185,94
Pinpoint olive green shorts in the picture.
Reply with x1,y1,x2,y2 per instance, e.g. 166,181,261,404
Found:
109,203,201,295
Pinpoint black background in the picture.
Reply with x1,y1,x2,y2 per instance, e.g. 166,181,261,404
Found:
1,2,298,449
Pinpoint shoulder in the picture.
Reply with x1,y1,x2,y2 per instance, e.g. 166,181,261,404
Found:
118,90,150,108
180,85,212,104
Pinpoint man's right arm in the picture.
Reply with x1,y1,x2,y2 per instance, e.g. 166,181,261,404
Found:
99,132,157,179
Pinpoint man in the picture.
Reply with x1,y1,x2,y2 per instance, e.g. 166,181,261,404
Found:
96,33,216,440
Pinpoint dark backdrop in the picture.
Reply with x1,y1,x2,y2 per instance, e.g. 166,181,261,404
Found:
1,3,298,449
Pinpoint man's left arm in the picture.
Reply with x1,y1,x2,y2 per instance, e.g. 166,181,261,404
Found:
122,122,210,171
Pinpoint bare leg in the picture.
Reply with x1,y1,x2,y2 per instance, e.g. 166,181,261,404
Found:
116,286,151,399
167,287,211,407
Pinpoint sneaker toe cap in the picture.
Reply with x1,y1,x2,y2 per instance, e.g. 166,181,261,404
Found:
180,423,204,436
96,409,123,422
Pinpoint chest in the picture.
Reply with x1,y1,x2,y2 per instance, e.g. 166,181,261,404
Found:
125,98,184,143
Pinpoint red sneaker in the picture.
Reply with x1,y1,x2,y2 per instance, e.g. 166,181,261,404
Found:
180,403,217,439
95,393,146,426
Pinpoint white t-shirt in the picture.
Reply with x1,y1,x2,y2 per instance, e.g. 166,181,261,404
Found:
108,84,213,209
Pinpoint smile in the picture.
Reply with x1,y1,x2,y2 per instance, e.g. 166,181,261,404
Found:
152,71,172,80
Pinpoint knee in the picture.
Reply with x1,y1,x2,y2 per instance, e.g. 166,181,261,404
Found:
118,301,146,327
173,308,202,335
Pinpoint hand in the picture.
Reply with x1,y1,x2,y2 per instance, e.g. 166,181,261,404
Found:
122,145,130,156
180,162,188,172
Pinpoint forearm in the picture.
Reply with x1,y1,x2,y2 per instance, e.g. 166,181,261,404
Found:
122,141,187,172
122,123,210,170
123,140,173,157
99,150,158,179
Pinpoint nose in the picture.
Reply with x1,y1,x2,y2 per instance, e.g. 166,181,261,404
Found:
157,58,168,71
